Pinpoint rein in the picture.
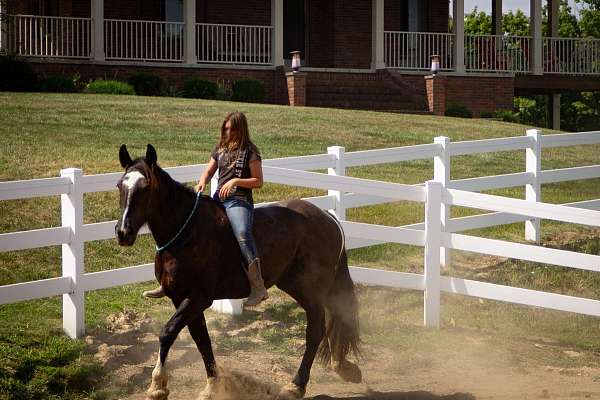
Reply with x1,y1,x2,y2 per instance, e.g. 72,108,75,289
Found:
155,191,202,253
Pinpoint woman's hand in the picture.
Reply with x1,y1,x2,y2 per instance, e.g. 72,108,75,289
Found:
219,179,238,199
195,181,206,193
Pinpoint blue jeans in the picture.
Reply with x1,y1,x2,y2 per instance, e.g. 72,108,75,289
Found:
217,196,259,266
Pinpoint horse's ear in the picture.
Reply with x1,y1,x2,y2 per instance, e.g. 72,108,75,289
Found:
146,144,157,167
119,144,132,169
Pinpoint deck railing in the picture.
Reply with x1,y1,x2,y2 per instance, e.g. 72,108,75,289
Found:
3,15,91,58
196,23,272,65
544,36,600,75
385,31,454,70
104,19,184,62
465,34,531,73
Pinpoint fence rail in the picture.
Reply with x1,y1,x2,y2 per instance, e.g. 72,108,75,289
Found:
465,34,531,73
1,130,599,337
197,23,272,65
544,36,600,75
384,31,454,70
4,15,91,58
104,19,184,62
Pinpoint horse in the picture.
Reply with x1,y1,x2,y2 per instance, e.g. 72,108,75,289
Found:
115,144,362,399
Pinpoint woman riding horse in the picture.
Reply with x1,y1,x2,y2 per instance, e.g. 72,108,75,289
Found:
144,112,268,307
115,143,362,399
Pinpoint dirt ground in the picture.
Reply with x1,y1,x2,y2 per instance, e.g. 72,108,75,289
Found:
88,294,600,400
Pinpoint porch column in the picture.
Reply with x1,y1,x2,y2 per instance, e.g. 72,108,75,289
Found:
91,0,105,61
453,0,465,73
491,0,502,35
371,0,385,70
548,0,559,37
550,93,561,130
271,0,284,66
184,0,196,64
530,0,542,75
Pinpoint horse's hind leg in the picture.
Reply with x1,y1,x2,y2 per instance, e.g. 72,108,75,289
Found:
147,298,200,400
277,287,326,399
187,313,219,399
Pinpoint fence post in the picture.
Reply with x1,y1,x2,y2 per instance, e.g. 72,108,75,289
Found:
525,129,541,243
424,180,442,328
434,136,451,268
61,168,85,339
328,146,346,221
210,171,244,315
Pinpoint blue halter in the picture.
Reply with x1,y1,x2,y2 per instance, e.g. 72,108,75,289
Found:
155,191,202,253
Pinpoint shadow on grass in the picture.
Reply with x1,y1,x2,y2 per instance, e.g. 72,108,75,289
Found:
310,391,475,400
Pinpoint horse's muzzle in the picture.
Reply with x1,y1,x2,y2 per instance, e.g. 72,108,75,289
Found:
115,225,136,246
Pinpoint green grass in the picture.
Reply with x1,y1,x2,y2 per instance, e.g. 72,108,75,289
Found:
1,92,599,398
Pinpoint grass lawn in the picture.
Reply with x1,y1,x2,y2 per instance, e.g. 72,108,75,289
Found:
0,92,599,399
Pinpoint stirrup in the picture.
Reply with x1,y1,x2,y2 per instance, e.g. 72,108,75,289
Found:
143,286,166,298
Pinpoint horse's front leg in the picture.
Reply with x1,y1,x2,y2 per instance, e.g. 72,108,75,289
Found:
146,297,197,400
187,312,219,399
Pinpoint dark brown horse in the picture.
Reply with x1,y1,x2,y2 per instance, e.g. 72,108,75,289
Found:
115,144,361,399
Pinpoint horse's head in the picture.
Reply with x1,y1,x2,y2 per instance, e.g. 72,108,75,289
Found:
115,144,158,246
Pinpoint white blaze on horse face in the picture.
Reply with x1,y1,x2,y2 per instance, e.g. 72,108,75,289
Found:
121,171,145,226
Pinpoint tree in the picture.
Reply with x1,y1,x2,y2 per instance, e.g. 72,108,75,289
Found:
465,7,491,34
502,9,530,36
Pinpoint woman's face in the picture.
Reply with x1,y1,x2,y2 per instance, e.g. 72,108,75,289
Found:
224,120,238,141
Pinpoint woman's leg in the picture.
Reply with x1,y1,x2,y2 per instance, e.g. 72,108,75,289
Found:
224,200,268,306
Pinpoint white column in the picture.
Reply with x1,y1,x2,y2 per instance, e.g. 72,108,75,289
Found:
371,0,385,70
424,180,442,328
530,0,542,75
91,0,105,61
61,168,85,339
271,0,284,66
210,172,244,315
552,93,561,131
453,0,465,73
328,146,346,221
184,0,196,64
434,136,451,268
525,129,541,243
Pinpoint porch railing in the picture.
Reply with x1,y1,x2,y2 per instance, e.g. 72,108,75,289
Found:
196,23,272,65
385,31,454,71
465,34,531,73
3,15,91,58
104,19,184,62
543,37,600,75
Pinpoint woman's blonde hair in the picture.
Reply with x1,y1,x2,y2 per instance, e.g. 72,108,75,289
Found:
218,111,257,152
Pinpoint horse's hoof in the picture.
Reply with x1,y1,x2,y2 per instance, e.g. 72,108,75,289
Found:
145,388,169,400
197,377,217,400
277,382,305,399
334,360,362,383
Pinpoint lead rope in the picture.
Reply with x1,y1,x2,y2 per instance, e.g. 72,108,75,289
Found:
156,191,202,253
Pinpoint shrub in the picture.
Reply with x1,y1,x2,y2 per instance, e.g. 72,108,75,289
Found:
494,109,520,123
182,78,218,99
231,79,265,103
86,79,135,95
445,103,473,118
0,54,39,92
127,72,163,96
40,75,78,93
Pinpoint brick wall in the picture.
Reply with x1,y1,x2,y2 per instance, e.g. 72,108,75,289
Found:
308,0,334,67
425,74,514,116
199,0,270,25
427,0,449,33
333,0,371,69
29,62,289,104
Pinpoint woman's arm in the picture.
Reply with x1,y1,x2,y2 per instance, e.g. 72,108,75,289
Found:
218,159,263,198
195,157,218,193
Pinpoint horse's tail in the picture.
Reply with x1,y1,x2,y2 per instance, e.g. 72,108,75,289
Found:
317,250,362,373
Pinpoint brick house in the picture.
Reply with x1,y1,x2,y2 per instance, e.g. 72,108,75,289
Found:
2,0,599,128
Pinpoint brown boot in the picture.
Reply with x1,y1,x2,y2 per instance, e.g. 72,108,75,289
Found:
143,286,166,299
244,258,268,307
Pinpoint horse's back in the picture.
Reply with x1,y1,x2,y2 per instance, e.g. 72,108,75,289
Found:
254,199,344,289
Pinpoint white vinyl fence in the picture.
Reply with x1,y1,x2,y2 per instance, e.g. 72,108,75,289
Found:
1,130,599,338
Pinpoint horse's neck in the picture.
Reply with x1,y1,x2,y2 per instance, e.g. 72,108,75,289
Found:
147,171,197,247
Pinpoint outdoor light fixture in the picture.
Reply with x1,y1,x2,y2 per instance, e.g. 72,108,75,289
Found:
430,54,440,75
291,51,301,72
